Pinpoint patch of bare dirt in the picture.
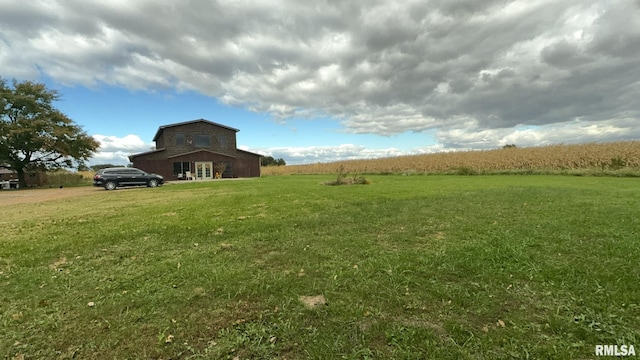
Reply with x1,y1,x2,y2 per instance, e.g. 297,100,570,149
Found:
299,295,328,309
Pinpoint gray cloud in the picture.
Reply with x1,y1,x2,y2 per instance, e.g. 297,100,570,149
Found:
1,0,638,150
435,118,640,150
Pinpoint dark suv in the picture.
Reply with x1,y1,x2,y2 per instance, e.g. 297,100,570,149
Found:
93,167,164,190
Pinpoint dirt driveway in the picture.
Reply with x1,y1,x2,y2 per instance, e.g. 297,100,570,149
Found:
0,179,252,207
0,186,103,207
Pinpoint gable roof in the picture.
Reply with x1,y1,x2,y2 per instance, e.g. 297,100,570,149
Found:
167,149,236,159
237,149,263,157
152,119,239,142
128,148,166,161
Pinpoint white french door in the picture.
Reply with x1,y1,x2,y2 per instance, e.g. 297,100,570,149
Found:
194,162,213,180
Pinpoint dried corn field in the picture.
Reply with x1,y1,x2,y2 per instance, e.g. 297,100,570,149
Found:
261,141,640,176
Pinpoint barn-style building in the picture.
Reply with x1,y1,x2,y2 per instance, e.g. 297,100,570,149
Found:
129,119,262,180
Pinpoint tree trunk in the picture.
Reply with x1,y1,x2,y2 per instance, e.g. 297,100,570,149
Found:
16,167,27,189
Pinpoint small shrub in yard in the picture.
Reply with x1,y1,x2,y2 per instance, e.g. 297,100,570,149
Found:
326,176,369,185
350,174,371,185
324,165,370,185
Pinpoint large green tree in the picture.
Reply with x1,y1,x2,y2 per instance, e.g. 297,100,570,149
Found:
0,78,100,188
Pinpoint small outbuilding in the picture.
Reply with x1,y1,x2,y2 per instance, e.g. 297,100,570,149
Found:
129,119,262,180
0,165,47,188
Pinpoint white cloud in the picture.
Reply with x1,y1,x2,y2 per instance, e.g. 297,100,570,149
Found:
90,134,153,165
254,144,408,165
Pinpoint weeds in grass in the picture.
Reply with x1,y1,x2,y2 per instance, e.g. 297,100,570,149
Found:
324,165,371,185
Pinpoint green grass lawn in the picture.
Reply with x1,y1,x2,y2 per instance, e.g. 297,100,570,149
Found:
1,175,639,359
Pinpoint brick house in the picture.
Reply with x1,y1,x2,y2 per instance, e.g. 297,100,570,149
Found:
128,119,262,180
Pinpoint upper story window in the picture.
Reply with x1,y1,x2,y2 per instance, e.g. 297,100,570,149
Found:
175,133,185,146
194,134,211,147
219,134,227,150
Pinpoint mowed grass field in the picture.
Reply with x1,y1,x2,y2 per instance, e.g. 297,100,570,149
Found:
1,175,639,359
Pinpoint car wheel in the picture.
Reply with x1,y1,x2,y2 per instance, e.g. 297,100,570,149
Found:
148,179,158,187
104,181,117,190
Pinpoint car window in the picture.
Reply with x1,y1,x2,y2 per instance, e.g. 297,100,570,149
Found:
100,168,147,175
104,169,128,174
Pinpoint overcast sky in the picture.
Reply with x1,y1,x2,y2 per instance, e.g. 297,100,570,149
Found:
1,0,639,165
